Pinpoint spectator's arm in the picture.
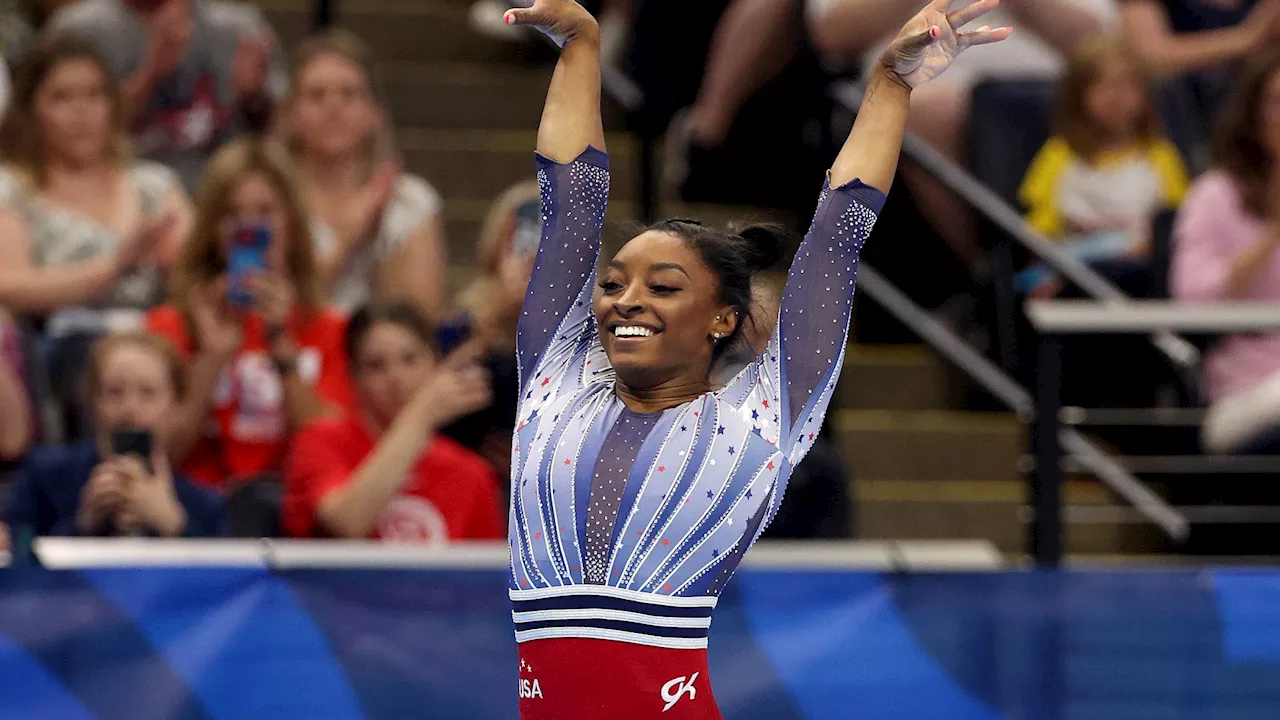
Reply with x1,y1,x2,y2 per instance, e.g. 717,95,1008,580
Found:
1120,0,1271,77
1150,139,1191,207
0,209,120,313
295,415,435,540
807,0,922,61
121,58,164,126
147,311,231,466
0,322,31,461
378,213,448,321
1003,0,1103,56
277,364,330,431
156,184,194,268
1018,137,1071,239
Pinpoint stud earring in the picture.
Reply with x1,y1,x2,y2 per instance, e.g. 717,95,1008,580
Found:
712,332,724,340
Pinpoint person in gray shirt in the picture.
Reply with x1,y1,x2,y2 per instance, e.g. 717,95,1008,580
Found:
48,0,287,191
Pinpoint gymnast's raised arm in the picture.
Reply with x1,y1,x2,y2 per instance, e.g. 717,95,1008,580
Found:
770,0,1011,454
505,0,611,390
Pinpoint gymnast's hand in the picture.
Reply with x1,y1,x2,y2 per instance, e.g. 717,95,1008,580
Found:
502,0,599,47
880,0,1013,89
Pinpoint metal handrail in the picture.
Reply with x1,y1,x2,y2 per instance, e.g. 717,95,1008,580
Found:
857,267,1188,542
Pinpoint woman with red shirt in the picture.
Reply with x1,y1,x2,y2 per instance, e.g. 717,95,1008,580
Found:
283,301,503,542
148,138,356,488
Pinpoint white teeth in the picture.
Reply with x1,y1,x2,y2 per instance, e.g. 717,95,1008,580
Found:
613,326,655,338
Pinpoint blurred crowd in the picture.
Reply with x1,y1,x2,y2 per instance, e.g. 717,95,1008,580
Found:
0,0,855,555
2,0,1279,555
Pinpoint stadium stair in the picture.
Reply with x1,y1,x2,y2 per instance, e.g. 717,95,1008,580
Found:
836,345,1167,558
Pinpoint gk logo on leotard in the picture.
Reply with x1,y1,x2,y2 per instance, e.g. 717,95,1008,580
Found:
661,672,698,712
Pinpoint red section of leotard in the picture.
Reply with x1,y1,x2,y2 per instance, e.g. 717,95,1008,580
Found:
517,638,723,719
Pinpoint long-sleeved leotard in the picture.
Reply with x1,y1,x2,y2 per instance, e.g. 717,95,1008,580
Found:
508,147,882,717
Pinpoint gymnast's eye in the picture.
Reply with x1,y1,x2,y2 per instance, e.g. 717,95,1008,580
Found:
598,280,622,293
649,285,678,295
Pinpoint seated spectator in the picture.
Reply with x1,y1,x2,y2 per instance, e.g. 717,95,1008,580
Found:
284,29,447,318
148,138,355,488
1172,49,1280,453
0,34,190,323
437,179,540,485
3,331,227,537
1119,0,1280,167
0,35,192,435
0,521,8,556
48,0,287,191
1018,37,1189,297
283,301,503,542
0,309,33,461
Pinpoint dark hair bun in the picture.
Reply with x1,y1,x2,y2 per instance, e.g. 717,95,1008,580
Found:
733,223,789,273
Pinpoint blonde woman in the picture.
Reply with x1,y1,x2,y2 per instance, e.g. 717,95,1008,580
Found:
284,29,448,318
147,138,355,488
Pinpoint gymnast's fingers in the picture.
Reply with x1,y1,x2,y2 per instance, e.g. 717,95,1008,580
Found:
948,0,1001,30
959,25,1013,47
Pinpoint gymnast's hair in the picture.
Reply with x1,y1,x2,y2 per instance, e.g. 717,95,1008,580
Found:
643,219,789,360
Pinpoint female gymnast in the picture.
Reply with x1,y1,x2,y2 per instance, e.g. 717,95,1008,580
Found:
504,1,1010,717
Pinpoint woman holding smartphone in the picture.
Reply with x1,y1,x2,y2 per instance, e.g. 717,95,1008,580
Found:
148,138,356,488
4,331,226,538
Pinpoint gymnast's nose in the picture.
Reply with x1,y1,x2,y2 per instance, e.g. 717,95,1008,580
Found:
612,299,643,317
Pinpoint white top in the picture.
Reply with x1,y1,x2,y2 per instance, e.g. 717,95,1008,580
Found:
310,174,443,313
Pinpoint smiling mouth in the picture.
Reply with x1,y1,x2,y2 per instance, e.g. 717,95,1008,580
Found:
610,324,660,339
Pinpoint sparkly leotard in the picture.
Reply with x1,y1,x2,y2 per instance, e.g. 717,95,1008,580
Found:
509,147,883,719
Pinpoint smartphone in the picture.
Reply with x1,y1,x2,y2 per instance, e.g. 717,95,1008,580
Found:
111,429,154,473
227,223,271,307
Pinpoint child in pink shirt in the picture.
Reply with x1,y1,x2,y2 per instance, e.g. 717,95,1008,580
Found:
1170,51,1280,452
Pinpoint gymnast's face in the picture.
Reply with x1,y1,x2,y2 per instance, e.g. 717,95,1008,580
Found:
595,231,736,392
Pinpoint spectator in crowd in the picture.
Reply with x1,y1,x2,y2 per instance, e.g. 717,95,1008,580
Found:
672,0,1112,278
0,308,33,461
1018,37,1189,297
283,301,503,543
1119,0,1280,167
148,138,355,488
284,29,447,319
0,35,191,435
0,34,190,321
48,0,287,191
437,179,539,487
1172,49,1280,454
3,331,227,537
